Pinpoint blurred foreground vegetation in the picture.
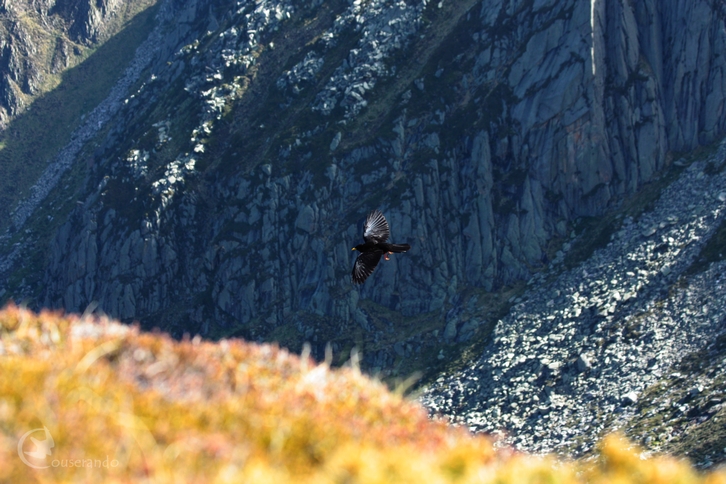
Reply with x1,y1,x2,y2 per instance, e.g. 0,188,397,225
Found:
0,304,724,483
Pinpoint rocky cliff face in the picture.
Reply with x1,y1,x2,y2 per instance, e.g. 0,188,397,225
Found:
422,143,726,465
2,0,726,368
0,0,154,127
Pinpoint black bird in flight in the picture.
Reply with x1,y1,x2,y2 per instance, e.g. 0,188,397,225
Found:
351,209,410,284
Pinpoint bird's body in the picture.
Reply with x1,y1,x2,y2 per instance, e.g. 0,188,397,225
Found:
351,209,410,284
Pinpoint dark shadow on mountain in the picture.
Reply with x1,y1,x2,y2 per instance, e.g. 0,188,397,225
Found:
0,2,160,233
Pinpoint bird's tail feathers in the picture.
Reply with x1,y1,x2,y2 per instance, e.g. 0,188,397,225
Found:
388,243,410,253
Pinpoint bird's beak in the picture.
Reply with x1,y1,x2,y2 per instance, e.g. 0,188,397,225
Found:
351,247,356,251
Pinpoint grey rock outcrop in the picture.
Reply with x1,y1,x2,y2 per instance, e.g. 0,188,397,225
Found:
52,0,127,43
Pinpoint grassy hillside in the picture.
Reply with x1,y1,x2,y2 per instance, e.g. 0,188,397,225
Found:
0,305,724,483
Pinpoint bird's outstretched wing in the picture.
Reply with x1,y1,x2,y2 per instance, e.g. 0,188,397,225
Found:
362,209,390,244
352,251,383,284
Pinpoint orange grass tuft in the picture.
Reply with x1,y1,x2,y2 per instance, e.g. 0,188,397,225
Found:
0,304,724,483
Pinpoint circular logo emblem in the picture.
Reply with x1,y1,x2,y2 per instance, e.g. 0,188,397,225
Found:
17,426,54,469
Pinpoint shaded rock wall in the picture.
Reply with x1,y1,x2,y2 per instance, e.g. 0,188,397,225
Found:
33,0,726,339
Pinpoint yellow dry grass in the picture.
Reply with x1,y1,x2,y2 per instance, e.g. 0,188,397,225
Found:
0,304,723,483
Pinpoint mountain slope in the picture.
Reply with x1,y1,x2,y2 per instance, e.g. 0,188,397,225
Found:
0,0,726,444
0,0,158,229
421,141,726,466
